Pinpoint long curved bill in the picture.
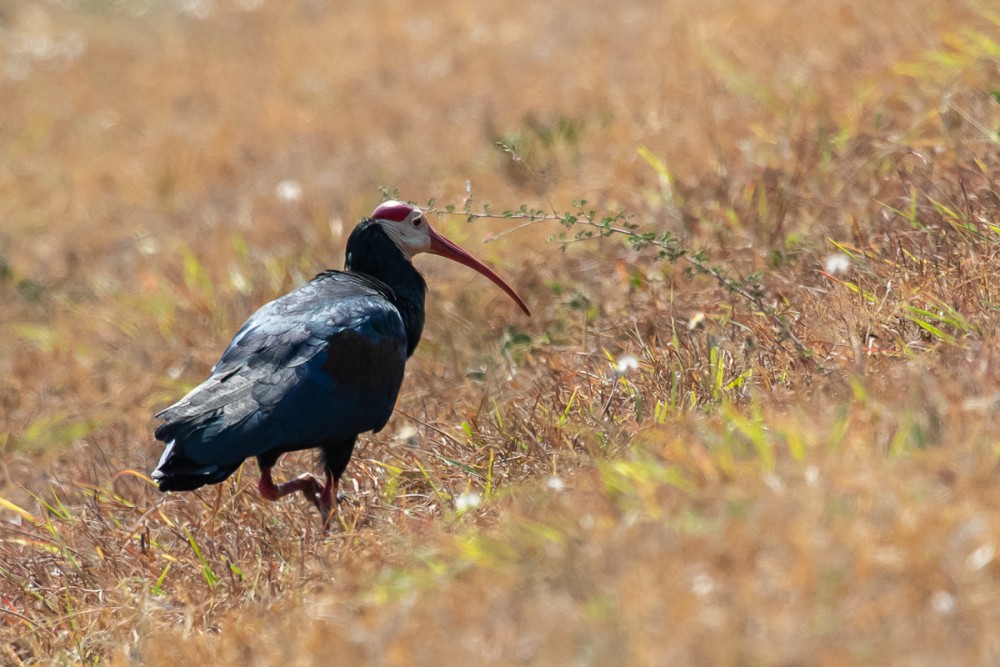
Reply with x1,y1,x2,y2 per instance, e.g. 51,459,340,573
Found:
427,226,531,316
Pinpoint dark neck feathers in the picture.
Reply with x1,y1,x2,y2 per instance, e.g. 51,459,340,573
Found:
345,220,426,356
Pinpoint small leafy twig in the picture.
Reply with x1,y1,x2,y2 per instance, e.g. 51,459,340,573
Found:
422,198,811,359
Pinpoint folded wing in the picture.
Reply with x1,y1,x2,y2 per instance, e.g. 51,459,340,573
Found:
152,273,408,491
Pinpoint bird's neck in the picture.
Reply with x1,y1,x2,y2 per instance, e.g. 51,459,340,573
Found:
345,221,426,356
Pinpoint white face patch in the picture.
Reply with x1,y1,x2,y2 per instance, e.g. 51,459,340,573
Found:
367,200,531,316
374,208,433,259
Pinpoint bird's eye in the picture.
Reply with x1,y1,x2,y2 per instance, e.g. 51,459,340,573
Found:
412,216,423,228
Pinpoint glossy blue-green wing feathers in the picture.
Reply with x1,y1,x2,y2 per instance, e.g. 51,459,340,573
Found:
152,273,408,491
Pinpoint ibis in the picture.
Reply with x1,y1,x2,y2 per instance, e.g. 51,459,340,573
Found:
152,201,529,524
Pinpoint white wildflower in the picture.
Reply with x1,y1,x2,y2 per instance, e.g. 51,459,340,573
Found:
275,179,303,203
930,590,956,615
615,355,639,376
967,543,995,571
823,253,851,276
688,312,706,330
394,424,419,448
691,573,715,597
179,0,214,20
764,473,784,494
455,491,481,512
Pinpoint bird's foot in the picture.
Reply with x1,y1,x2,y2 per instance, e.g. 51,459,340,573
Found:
258,468,323,504
258,466,337,529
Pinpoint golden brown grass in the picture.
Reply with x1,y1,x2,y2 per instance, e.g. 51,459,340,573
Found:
3,0,1000,663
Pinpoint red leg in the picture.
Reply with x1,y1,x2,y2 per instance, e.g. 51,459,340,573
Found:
316,473,337,528
258,466,323,508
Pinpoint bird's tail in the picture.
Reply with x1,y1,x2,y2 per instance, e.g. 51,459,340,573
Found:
152,372,257,492
151,437,240,492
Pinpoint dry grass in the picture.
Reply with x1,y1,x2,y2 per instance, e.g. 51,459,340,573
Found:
2,0,1000,663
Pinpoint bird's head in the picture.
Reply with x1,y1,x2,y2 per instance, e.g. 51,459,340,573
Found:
371,200,530,316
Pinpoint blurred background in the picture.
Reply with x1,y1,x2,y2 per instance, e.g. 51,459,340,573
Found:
3,0,1000,663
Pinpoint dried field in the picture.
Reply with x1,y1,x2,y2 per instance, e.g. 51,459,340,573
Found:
3,0,1000,664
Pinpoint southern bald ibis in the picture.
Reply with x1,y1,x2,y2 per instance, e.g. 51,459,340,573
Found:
152,201,529,524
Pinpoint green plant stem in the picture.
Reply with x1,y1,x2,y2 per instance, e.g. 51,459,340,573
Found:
427,206,812,359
